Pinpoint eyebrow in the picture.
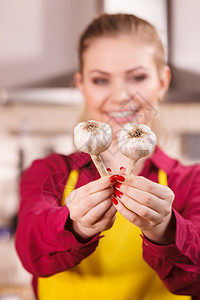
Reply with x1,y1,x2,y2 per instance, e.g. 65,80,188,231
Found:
126,67,148,73
89,67,148,75
89,70,110,76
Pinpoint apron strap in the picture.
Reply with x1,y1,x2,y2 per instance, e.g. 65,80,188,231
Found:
158,169,168,186
61,169,79,206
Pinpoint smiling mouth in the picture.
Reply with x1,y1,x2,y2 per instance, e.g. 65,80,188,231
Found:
106,109,140,119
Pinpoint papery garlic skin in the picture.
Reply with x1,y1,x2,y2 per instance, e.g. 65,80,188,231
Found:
74,120,112,176
74,120,112,155
117,123,157,174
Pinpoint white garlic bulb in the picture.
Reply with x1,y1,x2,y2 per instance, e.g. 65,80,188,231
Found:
74,120,112,176
117,123,157,174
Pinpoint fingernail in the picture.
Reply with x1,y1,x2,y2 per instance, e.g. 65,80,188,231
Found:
107,168,112,172
111,196,118,205
114,189,123,198
114,182,122,189
109,175,117,183
109,175,125,183
115,175,125,182
120,166,126,171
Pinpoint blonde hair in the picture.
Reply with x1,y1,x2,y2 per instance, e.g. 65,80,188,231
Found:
78,13,165,74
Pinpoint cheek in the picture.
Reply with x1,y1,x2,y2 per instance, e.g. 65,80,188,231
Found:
135,83,160,124
84,93,104,119
85,94,103,109
141,81,160,104
141,91,159,118
134,88,158,111
83,86,108,111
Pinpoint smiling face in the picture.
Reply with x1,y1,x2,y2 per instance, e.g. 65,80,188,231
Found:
75,34,170,136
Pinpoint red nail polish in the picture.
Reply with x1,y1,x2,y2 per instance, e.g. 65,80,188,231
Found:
114,182,122,189
120,166,125,170
107,168,112,172
111,196,118,205
109,175,117,183
115,175,125,182
114,189,123,198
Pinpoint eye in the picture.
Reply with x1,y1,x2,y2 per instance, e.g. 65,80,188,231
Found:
128,75,147,82
92,78,109,85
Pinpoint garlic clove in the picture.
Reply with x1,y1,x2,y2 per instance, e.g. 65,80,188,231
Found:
117,123,157,174
74,120,112,176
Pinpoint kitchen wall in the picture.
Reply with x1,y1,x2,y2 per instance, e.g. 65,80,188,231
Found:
0,0,100,88
104,0,168,55
170,0,200,73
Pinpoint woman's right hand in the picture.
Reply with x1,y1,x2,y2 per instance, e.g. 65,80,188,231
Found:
65,175,116,241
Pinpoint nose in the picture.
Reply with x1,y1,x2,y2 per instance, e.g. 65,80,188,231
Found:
109,80,131,104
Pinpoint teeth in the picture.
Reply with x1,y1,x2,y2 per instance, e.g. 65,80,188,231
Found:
108,111,137,118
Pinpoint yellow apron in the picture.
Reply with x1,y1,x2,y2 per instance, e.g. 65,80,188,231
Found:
38,169,190,300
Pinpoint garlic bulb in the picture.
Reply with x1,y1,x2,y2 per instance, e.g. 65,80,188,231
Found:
117,123,157,174
74,120,112,176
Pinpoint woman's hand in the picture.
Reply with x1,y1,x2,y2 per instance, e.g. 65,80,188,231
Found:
65,175,116,241
112,174,175,245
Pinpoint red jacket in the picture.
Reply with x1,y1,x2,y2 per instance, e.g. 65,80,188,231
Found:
15,147,200,298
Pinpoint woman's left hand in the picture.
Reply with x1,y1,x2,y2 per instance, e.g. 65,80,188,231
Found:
112,174,175,245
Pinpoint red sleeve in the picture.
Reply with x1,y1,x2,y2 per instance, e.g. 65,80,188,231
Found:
142,165,200,296
15,154,99,277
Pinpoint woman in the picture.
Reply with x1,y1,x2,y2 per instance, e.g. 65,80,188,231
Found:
15,14,200,300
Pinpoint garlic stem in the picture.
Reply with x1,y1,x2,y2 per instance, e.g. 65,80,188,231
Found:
125,159,138,175
91,154,108,177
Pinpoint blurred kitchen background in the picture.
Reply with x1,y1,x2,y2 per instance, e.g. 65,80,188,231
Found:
0,0,200,299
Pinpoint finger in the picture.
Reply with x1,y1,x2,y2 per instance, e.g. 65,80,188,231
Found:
115,192,161,223
80,187,114,215
119,166,126,175
96,203,117,224
69,192,113,224
81,175,115,196
115,186,164,213
67,175,114,206
121,175,173,200
65,189,78,205
113,198,151,230
83,197,113,226
66,185,113,215
96,204,117,230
